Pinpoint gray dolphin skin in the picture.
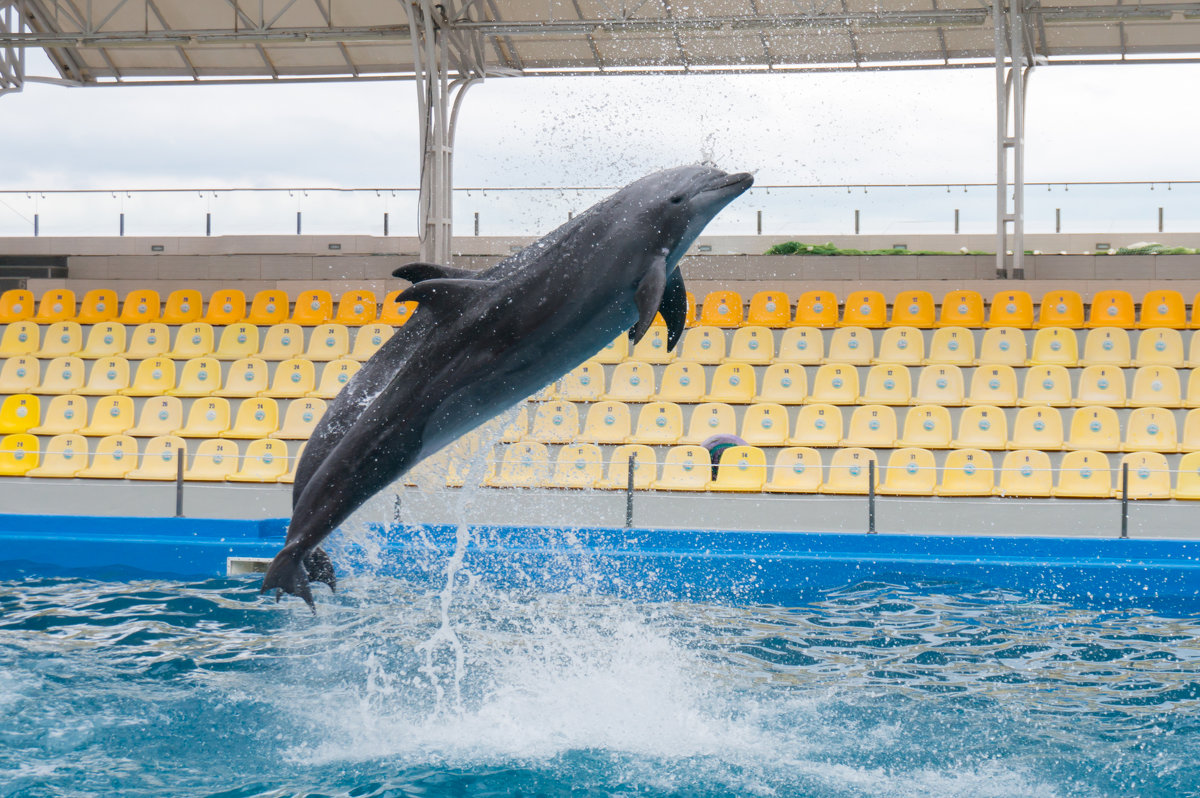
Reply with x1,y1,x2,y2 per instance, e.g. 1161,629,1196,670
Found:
260,165,754,607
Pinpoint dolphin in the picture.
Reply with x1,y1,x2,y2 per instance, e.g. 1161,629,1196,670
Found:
261,165,754,607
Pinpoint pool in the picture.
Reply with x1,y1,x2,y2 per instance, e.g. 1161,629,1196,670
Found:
2,518,1200,796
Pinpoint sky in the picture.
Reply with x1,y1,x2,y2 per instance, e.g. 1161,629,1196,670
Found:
2,53,1199,237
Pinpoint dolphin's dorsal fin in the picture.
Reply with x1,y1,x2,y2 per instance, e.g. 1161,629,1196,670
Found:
397,278,485,320
659,268,688,351
392,262,481,283
628,251,668,345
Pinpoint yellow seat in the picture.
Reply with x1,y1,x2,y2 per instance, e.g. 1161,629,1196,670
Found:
605,361,656,402
597,444,657,489
658,361,706,403
34,289,76,323
0,289,35,323
78,395,134,437
1029,327,1079,366
227,439,291,483
649,444,712,491
966,365,1018,407
979,328,1028,366
936,448,995,496
1128,366,1181,408
1123,407,1178,453
728,326,774,365
679,326,726,365
0,433,39,475
1086,290,1136,328
914,365,965,405
1019,365,1072,407
1065,406,1122,452
278,441,307,484
75,289,119,324
699,291,744,327
1052,450,1113,498
684,402,737,443
125,323,171,359
379,291,419,326
629,401,684,445
924,327,975,366
809,363,859,405
1174,451,1200,498
1009,406,1064,451
0,355,39,393
985,290,1035,329
0,321,39,357
290,289,334,326
593,335,629,365
706,363,756,403
888,291,936,328
1134,329,1185,367
1139,289,1187,329
169,357,222,397
495,404,529,443
128,436,188,481
793,291,839,328
845,405,897,448
1118,452,1172,499
764,447,823,493
33,356,83,396
160,289,204,325
826,326,875,365
201,289,246,325
263,358,316,398
710,446,768,492
484,442,551,488
876,447,937,495
259,324,305,361
740,402,789,446
580,400,632,444
1182,409,1200,452
897,404,953,449
937,290,985,328
243,289,289,326
213,323,261,361
0,393,40,434
224,398,280,439
76,435,137,479
168,323,215,359
952,405,1007,449
860,364,912,406
789,403,842,447
77,357,130,395
213,357,268,398
120,357,177,397
30,394,86,435
747,291,792,327
631,326,676,364
1074,366,1127,408
26,434,87,478
840,290,887,328
118,289,161,324
309,358,360,399
272,398,327,439
775,326,824,365
183,439,241,482
127,395,184,437
37,321,82,358
175,397,231,438
334,290,378,326
76,322,127,360
304,323,351,362
529,400,580,443
348,324,395,362
1080,328,1132,367
547,443,603,488
874,326,924,366
995,449,1053,497
557,361,606,401
1185,369,1200,409
1037,290,1085,328
819,448,879,495
756,364,807,404
1188,332,1200,368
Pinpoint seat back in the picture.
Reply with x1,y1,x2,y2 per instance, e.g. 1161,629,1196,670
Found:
349,324,395,361
846,404,898,447
684,402,736,443
699,291,744,327
0,289,35,323
27,434,87,477
169,323,216,359
259,323,304,360
228,439,291,483
765,447,823,492
756,363,806,404
0,355,39,393
679,326,726,364
38,321,82,358
1134,328,1185,367
937,449,994,495
706,362,756,403
304,323,351,361
170,357,222,397
997,449,1053,496
0,432,39,475
184,439,241,481
335,290,378,325
897,404,952,448
986,290,1035,328
1074,365,1127,407
794,291,839,328
225,397,280,439
820,447,878,494
937,290,984,327
1066,406,1121,451
78,435,138,478
129,436,188,480
789,403,842,447
379,291,419,325
1139,289,1187,329
118,289,161,324
978,327,1028,366
1118,452,1172,498
1029,327,1079,366
0,393,40,434
123,357,177,397
875,326,924,365
80,394,134,436
841,290,887,328
30,394,86,435
265,358,316,397
580,400,632,444
629,401,684,445
78,322,127,360
487,442,551,488
312,358,360,399
1086,290,1136,328
290,289,334,325
78,357,130,396
37,356,85,395
914,364,965,405
128,395,184,437
1054,450,1112,498
214,323,261,360
1037,290,1084,328
247,290,290,325
631,326,676,364
860,364,912,405
809,363,859,405
711,445,768,491
925,326,975,366
827,326,875,365
1124,407,1178,452
1009,406,1065,450
593,334,629,365
529,400,580,443
202,289,247,325
125,323,170,359
658,361,705,403
76,289,120,324
34,289,77,323
273,397,327,440
967,365,1018,406
557,361,606,401
606,361,657,402
728,326,775,364
160,289,203,324
550,443,603,488
601,444,657,489
888,291,935,328
652,445,712,491
1080,327,1131,366
740,402,789,445
176,397,232,438
878,447,937,495
0,320,39,357
1020,365,1072,406
775,326,824,365
953,405,1007,449
1128,366,1182,408
747,291,792,327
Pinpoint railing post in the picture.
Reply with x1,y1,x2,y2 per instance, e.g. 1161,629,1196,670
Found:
954,208,959,234
1159,207,1164,233
867,459,876,534
624,453,636,528
33,213,38,237
296,211,302,235
393,494,402,525
474,211,480,236
383,212,389,236
854,209,860,235
756,210,763,235
174,449,184,518
205,212,212,237
119,212,125,237
1120,461,1129,539
1055,208,1061,233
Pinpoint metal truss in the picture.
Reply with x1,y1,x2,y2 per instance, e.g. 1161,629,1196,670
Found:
0,1,25,98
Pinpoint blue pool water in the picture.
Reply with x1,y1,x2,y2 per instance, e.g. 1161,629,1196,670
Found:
3,548,1200,797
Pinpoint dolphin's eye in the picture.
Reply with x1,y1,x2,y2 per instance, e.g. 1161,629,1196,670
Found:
669,194,684,204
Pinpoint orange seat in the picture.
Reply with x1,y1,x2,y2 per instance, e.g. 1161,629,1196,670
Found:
888,291,936,328
202,289,247,325
1086,290,1136,328
0,289,35,323
840,290,887,328
75,289,120,324
794,291,838,328
746,291,792,327
335,290,379,325
34,289,76,323
1036,290,1085,328
985,290,1035,328
290,290,334,325
1139,290,1187,329
246,290,290,325
118,289,162,324
380,290,419,325
937,290,985,327
699,291,744,327
160,290,204,324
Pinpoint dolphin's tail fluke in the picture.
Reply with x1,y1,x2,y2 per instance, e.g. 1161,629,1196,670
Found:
303,546,337,592
260,548,315,610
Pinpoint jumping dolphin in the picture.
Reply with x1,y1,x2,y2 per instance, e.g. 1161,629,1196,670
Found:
261,165,754,606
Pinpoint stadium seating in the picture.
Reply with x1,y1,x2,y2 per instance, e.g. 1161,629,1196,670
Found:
764,447,822,493
888,291,935,328
291,290,334,325
30,394,86,435
819,447,878,494
225,398,280,439
936,448,994,496
699,291,744,327
680,326,725,364
632,327,676,364
305,323,351,361
126,323,171,359
747,291,791,327
0,393,39,434
335,290,378,326
966,365,1018,407
860,364,912,406
594,335,628,365
877,447,937,495
706,363,755,403
227,439,291,483
1139,290,1187,329
0,433,39,475
913,365,964,405
629,401,684,445
684,402,736,443
952,406,1007,450
1074,366,1127,407
0,321,39,357
118,290,161,324
1052,450,1113,498
597,444,657,489
169,357,221,397
651,445,712,491
127,396,183,437
27,434,86,478
996,450,1053,497
986,290,1034,328
937,290,984,328
728,326,774,364
580,401,632,444
658,362,707,403
1080,327,1131,367
311,359,360,399
827,326,874,365
1127,366,1181,408
169,323,215,359
1065,406,1122,451
978,327,1027,366
183,439,241,481
349,324,395,361
79,395,134,437
128,436,188,480
265,358,316,398
0,289,36,323
794,291,839,328
379,293,419,326
246,290,290,325
606,361,656,402
216,358,269,398
896,404,953,449
1118,452,1172,499
34,289,76,323
214,324,260,360
790,404,843,447
741,403,789,446
1036,290,1084,328
1086,290,1135,328
77,435,138,479
160,290,204,325
710,445,768,492
875,326,925,365
776,327,824,365
1018,365,1072,407
756,364,806,404
1123,407,1177,453
557,361,606,402
203,289,247,325
273,398,327,440
77,291,121,323
0,355,39,393
845,405,897,448
34,356,83,395
1008,406,1064,451
550,444,603,488
1029,327,1078,366
1134,328,1185,367
925,327,974,366
122,358,177,397
841,290,887,328
78,322,127,359
810,364,859,405
38,321,82,358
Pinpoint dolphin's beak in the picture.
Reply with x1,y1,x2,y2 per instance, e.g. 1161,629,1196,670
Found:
700,172,754,199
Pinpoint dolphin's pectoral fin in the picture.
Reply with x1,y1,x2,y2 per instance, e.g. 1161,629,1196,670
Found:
629,252,668,345
260,548,316,610
392,262,480,283
303,546,337,592
659,268,688,351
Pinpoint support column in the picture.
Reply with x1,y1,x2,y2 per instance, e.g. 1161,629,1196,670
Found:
995,0,1032,280
0,1,26,99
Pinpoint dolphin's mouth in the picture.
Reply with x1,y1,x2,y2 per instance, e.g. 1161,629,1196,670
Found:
698,171,755,198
